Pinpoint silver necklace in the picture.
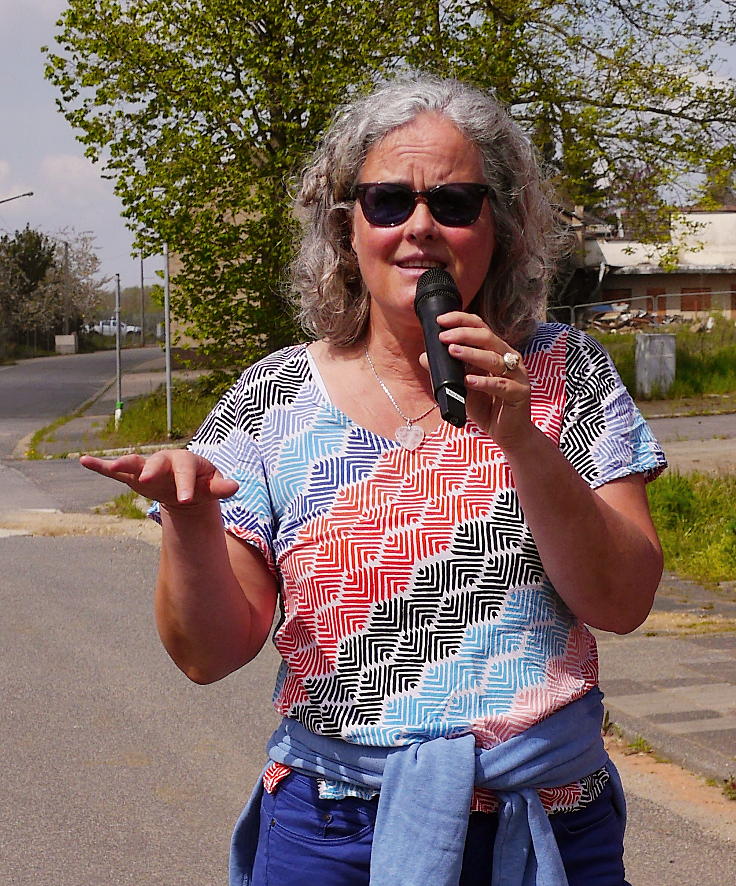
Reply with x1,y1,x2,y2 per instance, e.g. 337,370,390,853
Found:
364,349,438,450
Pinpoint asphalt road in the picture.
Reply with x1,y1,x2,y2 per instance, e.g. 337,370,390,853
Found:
0,348,165,512
0,347,162,458
3,532,735,885
2,534,280,885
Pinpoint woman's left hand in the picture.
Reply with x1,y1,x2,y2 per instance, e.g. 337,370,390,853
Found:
429,311,532,449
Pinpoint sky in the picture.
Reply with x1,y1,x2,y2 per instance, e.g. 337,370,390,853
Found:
2,1,735,296
0,0,154,291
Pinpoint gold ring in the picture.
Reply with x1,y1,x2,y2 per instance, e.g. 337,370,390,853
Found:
502,352,520,373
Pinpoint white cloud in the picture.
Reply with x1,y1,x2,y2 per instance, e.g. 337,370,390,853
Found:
39,153,110,206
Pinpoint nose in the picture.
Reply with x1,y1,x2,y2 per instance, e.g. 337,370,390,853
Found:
404,196,437,240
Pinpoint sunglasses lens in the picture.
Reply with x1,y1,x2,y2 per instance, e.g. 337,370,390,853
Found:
357,183,488,227
429,184,485,226
360,184,414,226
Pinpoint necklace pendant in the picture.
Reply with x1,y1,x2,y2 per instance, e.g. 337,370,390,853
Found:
395,423,425,450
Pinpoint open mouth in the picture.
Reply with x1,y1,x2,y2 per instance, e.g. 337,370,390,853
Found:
396,259,446,270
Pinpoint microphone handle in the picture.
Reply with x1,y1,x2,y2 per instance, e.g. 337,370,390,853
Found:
416,292,467,428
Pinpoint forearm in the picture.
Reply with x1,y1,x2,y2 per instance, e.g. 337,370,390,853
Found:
155,501,267,683
503,425,663,633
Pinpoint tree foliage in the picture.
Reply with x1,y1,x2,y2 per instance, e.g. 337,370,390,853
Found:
0,226,107,356
45,0,736,365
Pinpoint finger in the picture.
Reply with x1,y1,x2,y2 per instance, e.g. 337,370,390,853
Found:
438,318,508,353
137,450,174,483
466,373,529,406
209,473,240,499
79,454,146,479
447,342,521,379
435,310,487,328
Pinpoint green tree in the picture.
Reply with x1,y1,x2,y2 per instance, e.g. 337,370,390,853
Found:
45,1,411,366
0,226,106,355
45,1,736,364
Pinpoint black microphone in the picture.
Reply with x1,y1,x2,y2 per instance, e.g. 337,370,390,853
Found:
414,268,467,428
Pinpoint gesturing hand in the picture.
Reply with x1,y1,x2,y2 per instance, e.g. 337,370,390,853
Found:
79,450,239,510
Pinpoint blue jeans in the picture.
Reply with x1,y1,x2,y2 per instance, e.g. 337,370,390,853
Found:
250,773,628,885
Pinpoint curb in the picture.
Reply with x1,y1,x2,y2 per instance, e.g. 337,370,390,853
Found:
603,706,735,786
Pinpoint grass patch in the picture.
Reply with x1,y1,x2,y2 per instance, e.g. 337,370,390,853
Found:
100,377,219,446
625,735,654,755
592,315,736,400
648,472,736,586
722,776,736,801
97,490,149,520
26,403,91,460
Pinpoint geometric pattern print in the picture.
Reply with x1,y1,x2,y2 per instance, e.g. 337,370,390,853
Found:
471,766,610,816
556,324,667,486
188,325,664,748
268,333,591,742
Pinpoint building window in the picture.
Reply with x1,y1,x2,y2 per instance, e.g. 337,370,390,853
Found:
681,288,712,312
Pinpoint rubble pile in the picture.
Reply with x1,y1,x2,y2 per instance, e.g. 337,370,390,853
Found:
578,310,715,334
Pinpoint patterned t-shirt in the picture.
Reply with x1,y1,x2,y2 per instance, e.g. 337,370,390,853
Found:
188,322,665,750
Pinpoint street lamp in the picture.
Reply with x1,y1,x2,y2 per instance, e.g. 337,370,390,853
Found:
0,191,33,205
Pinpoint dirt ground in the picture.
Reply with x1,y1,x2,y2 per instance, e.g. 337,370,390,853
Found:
606,736,736,842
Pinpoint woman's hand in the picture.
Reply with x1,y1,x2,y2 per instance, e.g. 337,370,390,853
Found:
79,450,239,510
430,311,532,449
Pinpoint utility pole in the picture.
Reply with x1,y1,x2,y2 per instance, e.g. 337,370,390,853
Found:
139,253,145,347
163,244,172,438
63,240,70,335
115,273,123,429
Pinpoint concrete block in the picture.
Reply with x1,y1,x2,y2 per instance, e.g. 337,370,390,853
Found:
635,333,675,398
54,333,78,355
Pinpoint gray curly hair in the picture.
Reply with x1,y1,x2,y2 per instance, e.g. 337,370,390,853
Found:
290,72,559,346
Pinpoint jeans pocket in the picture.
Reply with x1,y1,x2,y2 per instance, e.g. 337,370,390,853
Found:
551,782,619,838
270,774,376,845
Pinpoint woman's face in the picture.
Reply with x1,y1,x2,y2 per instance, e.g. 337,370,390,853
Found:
350,113,495,330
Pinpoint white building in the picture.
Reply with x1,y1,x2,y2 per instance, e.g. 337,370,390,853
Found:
581,209,736,319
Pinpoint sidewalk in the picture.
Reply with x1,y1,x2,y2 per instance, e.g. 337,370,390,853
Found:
9,374,736,787
20,360,205,459
596,572,736,783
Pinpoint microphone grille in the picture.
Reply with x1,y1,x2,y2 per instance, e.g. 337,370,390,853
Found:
414,268,460,308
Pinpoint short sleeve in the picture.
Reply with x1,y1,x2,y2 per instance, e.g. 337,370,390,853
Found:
191,376,277,572
148,372,277,575
560,329,667,488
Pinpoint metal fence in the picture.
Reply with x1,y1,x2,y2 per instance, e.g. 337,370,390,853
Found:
547,290,736,327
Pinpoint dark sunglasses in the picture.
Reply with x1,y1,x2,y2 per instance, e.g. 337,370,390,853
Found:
354,182,491,227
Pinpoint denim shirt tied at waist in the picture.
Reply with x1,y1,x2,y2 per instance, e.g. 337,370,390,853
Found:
229,687,625,886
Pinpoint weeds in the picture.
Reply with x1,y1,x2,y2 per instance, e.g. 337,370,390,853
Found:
97,490,149,520
101,377,218,446
722,775,736,801
593,315,736,400
626,735,654,755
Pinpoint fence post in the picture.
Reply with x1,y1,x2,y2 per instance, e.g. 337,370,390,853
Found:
635,333,676,398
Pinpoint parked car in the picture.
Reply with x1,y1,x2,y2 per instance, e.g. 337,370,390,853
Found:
89,317,142,336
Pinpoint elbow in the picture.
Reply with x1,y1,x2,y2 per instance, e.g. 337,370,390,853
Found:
181,664,225,685
176,648,257,684
596,546,665,635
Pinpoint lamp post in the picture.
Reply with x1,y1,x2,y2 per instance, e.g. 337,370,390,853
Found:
0,191,33,205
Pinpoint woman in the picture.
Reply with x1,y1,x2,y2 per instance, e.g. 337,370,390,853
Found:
81,73,666,886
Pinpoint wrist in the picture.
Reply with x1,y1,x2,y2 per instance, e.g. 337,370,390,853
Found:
159,498,223,521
